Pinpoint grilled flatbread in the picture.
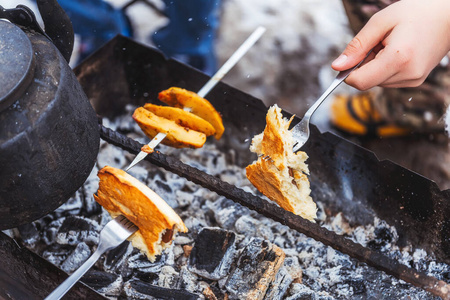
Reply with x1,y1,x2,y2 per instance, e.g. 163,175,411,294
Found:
246,105,317,221
143,103,216,137
158,87,225,139
133,107,206,148
94,166,188,262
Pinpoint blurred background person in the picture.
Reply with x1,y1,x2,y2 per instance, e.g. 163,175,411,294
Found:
151,0,222,76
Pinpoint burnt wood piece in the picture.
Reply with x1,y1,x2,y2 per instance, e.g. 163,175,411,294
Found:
225,238,285,299
188,227,236,280
0,231,106,300
124,279,199,300
99,124,450,299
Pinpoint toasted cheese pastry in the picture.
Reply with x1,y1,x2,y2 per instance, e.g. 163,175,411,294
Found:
143,103,216,137
94,166,188,262
246,105,317,221
133,107,206,148
158,87,225,139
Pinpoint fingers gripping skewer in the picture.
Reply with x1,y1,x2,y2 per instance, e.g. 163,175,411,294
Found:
125,26,266,172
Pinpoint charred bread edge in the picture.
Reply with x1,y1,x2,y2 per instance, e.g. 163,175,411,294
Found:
99,124,450,299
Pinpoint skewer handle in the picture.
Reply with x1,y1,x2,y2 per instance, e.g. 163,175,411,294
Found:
197,26,266,98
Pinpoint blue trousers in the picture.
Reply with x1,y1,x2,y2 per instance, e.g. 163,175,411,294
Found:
152,0,222,75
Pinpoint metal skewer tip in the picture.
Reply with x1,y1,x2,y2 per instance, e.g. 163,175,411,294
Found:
125,132,167,172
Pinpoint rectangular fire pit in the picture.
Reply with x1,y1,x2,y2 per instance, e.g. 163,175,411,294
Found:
1,35,449,299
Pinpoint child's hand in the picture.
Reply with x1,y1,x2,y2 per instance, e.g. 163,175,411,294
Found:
332,0,450,90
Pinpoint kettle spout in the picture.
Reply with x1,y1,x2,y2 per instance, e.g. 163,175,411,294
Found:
36,0,74,63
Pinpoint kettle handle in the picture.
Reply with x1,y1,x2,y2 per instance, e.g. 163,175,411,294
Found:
0,1,74,63
36,0,74,63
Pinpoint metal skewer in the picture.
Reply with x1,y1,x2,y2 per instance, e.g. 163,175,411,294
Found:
125,26,266,172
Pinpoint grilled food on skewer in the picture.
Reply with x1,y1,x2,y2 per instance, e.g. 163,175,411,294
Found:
132,87,224,150
246,105,317,221
158,87,225,139
94,166,188,262
143,103,216,137
133,107,207,148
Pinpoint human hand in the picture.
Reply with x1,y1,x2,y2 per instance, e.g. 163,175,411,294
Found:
332,0,450,90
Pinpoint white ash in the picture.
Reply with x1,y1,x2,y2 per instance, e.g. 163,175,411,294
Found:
104,242,134,273
158,265,179,289
179,266,199,293
60,242,92,273
8,113,448,300
96,275,124,298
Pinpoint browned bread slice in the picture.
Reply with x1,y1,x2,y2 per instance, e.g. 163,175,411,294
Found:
133,106,206,148
158,87,225,139
246,105,317,221
143,103,216,137
94,166,188,262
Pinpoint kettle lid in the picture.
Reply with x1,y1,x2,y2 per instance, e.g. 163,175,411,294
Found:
0,20,35,112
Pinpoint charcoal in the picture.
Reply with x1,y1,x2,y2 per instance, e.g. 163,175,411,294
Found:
148,178,178,208
283,256,302,279
286,283,333,300
81,269,120,290
154,179,172,194
184,160,208,173
56,216,99,246
178,266,199,293
82,196,102,217
81,169,103,216
128,252,167,273
174,235,194,245
97,143,127,169
200,282,219,300
183,216,210,237
175,190,195,208
234,215,274,245
264,267,292,300
123,279,199,300
133,270,159,284
60,242,92,273
207,197,250,229
367,226,394,251
225,238,286,300
219,169,243,186
42,247,71,267
188,227,236,280
148,173,186,208
234,215,259,235
54,190,83,216
173,245,191,268
126,165,149,183
158,266,179,288
443,271,450,281
17,223,39,246
345,279,366,295
59,216,93,232
104,241,133,272
15,104,450,300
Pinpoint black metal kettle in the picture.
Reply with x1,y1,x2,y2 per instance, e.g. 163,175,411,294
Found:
0,1,100,229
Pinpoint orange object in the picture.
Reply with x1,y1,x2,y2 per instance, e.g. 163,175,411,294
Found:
158,87,225,139
246,105,316,222
133,107,206,148
330,93,411,137
143,103,216,137
94,166,188,262
141,144,154,154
